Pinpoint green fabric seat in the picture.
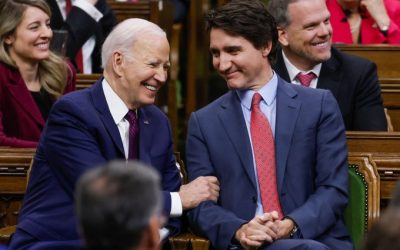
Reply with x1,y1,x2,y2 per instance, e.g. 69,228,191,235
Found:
345,165,369,250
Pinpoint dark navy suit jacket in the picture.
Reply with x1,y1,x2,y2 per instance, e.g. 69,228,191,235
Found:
10,79,181,249
186,77,352,249
273,47,387,131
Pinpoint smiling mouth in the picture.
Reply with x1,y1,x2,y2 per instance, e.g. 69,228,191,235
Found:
312,41,330,48
36,42,49,49
143,83,158,92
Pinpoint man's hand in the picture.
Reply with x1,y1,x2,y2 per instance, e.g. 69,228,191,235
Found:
275,218,296,239
179,176,219,210
235,212,279,249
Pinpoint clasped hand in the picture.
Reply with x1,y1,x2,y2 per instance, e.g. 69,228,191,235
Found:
235,211,295,249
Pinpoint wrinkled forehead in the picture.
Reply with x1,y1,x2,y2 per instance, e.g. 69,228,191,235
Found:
130,34,170,61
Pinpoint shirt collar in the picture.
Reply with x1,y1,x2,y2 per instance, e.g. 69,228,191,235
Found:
102,78,129,125
282,50,322,82
237,71,278,111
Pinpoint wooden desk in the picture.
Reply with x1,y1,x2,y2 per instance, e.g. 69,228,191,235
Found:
334,44,400,79
380,78,400,131
347,131,400,208
0,148,35,227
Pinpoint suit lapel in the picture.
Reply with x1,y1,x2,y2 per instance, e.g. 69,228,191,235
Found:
275,78,301,192
90,79,124,156
317,49,342,99
218,91,257,190
7,70,45,126
273,49,291,82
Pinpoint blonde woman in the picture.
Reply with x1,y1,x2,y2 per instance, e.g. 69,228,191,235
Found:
0,0,76,147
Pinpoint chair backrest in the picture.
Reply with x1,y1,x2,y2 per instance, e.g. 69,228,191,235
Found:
345,153,380,250
174,152,188,185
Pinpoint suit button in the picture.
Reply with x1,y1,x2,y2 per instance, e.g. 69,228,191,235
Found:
252,196,257,203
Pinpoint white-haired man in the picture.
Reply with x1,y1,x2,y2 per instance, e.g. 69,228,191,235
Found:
10,18,219,250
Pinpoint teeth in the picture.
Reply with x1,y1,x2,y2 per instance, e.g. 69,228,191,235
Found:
144,84,157,91
37,43,48,49
314,42,328,47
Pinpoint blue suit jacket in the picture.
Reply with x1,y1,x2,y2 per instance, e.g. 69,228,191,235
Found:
186,77,352,249
10,79,181,249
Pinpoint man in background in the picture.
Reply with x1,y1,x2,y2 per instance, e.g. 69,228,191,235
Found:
47,0,117,73
268,0,387,131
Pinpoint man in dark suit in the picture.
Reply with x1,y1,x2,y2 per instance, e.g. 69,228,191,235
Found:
10,18,219,250
267,0,387,131
47,0,117,73
186,1,352,249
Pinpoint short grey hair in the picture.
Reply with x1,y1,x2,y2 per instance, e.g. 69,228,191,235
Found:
101,18,166,68
267,0,300,27
75,160,161,250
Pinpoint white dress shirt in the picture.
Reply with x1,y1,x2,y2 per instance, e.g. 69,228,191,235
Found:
282,50,322,88
102,79,182,228
56,0,103,73
237,72,278,216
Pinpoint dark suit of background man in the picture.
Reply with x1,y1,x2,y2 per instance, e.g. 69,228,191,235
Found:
47,0,117,73
186,0,353,249
267,0,387,131
10,18,219,250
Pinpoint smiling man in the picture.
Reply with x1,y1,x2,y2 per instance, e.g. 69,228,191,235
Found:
10,18,219,250
186,0,353,249
268,0,387,131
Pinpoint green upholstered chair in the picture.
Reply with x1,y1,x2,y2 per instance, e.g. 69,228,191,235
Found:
345,153,380,250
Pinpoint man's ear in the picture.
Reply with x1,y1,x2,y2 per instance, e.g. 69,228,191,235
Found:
140,216,160,250
112,51,124,77
261,41,272,57
277,26,289,46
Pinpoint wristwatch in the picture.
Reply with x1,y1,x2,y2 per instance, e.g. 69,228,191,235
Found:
283,216,298,238
290,224,298,238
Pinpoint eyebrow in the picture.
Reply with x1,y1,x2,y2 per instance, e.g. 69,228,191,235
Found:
210,45,242,52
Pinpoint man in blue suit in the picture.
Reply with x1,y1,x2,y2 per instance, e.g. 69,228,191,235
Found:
186,1,353,249
10,18,219,250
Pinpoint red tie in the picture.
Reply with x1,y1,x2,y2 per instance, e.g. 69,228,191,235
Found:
65,0,84,73
296,72,316,87
250,93,283,219
125,110,139,159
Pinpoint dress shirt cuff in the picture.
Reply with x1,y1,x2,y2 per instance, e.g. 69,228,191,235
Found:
74,0,103,22
170,192,182,217
160,228,169,241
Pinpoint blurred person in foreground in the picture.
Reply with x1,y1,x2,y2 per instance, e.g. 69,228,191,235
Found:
362,181,400,250
186,0,352,249
0,0,76,148
76,160,162,250
10,18,219,250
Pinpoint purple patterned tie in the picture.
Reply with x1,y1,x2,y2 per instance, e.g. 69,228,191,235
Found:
125,110,139,159
250,93,283,219
296,72,316,87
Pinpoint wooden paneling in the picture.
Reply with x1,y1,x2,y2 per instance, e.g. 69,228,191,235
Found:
347,131,400,208
0,147,34,227
334,45,400,79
